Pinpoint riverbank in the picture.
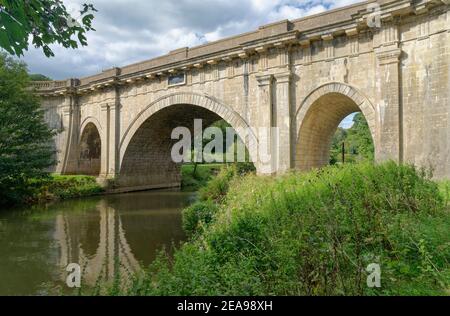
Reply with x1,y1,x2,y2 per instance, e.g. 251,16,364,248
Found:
1,164,223,208
180,164,223,192
30,175,105,204
107,162,450,296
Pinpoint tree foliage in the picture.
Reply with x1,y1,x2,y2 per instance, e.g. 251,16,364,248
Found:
0,0,96,57
29,73,51,81
330,113,375,164
0,53,55,206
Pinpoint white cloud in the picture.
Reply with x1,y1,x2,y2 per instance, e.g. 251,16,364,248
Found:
22,0,363,79
340,113,357,129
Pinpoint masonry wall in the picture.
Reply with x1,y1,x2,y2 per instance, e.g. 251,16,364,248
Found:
41,95,70,173
400,8,450,178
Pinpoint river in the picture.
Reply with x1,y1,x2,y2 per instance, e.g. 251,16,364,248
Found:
0,190,196,296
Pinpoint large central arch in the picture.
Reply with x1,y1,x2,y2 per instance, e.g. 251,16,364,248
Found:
118,92,257,190
295,83,377,171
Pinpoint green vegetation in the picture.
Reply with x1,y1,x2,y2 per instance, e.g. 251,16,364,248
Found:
0,53,56,207
109,162,449,296
29,73,52,81
32,175,104,203
330,113,375,164
0,52,101,208
181,164,223,192
439,180,450,206
182,164,251,237
1,174,104,206
0,0,96,57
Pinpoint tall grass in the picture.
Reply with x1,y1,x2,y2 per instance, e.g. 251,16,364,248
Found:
105,162,450,296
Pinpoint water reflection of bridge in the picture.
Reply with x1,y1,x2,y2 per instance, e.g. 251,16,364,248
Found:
54,201,140,287
53,192,189,288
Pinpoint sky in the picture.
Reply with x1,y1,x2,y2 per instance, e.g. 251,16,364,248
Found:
21,0,362,80
21,0,361,128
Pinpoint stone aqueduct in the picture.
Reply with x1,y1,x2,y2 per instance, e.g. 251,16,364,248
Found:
33,0,450,190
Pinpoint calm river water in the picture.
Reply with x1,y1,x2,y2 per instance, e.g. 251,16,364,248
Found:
0,190,196,295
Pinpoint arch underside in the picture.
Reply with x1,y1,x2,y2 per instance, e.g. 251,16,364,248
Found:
78,122,101,176
118,104,223,190
295,84,376,171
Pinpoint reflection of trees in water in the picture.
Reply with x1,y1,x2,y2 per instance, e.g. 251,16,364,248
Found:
0,212,56,295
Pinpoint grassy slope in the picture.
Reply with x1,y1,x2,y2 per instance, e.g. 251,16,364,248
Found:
119,162,450,296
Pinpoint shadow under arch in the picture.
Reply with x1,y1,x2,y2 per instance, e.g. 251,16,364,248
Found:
78,122,102,176
295,82,377,171
117,93,258,190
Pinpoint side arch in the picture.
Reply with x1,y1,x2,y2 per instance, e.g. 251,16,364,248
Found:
78,121,102,176
80,116,103,137
295,82,378,170
119,92,258,166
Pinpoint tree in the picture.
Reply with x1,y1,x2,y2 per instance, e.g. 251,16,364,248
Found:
29,73,51,81
330,113,374,164
330,127,347,165
0,0,96,57
0,53,55,206
346,113,375,161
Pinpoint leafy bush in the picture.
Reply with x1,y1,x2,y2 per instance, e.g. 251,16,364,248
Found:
198,165,239,202
181,164,222,191
182,200,220,238
33,175,104,202
183,163,255,237
120,162,450,296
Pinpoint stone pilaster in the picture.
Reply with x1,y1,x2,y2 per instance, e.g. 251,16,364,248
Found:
99,103,109,177
274,71,293,173
299,40,311,65
322,34,334,60
256,47,269,71
375,45,403,163
100,87,121,179
61,94,80,174
345,28,359,56
256,73,276,175
55,100,71,174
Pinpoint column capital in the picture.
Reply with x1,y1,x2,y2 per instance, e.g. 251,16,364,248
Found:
62,106,72,117
274,71,291,84
256,73,273,87
100,103,109,111
376,47,402,65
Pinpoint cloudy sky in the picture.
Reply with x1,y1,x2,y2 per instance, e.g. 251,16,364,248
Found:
21,0,362,80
